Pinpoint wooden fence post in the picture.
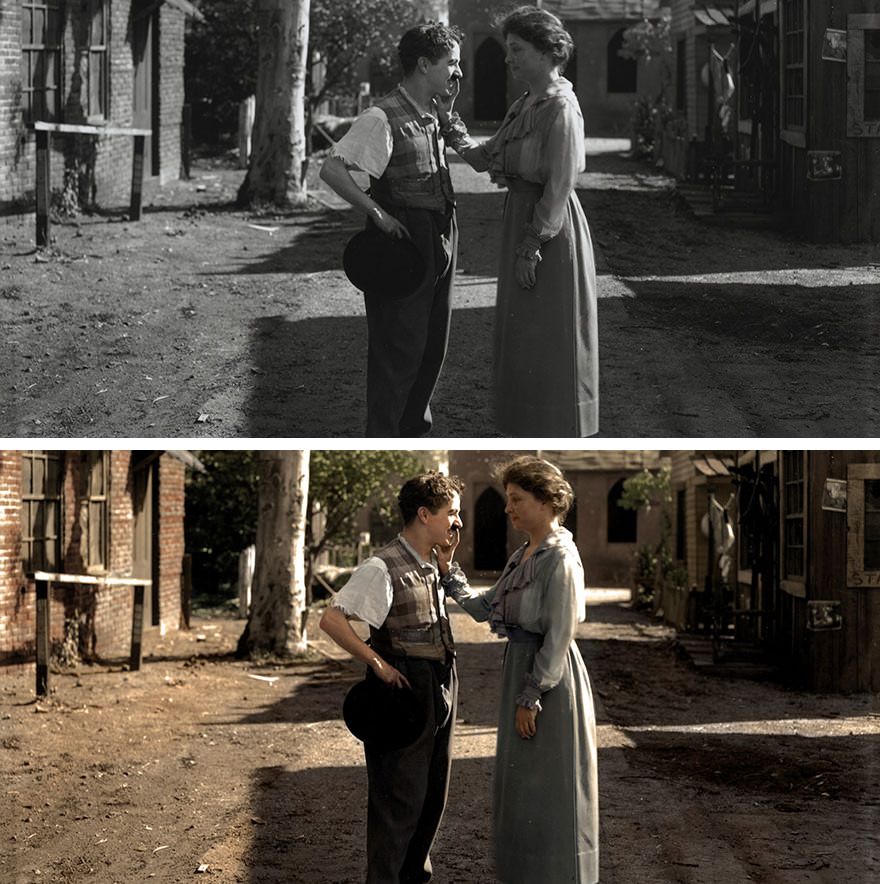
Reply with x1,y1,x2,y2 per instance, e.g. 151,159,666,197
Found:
35,578,50,696
35,128,51,247
130,134,146,220
129,584,145,671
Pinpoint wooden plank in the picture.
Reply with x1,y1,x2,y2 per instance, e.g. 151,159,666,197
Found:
31,121,152,136
130,134,146,221
31,570,151,585
35,128,50,247
35,578,50,696
130,585,145,672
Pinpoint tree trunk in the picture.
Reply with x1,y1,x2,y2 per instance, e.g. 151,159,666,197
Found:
237,0,310,208
243,451,311,658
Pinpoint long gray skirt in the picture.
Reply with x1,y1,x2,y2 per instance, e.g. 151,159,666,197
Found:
493,638,599,883
493,186,599,437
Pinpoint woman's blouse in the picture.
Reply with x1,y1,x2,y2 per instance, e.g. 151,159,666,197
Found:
442,527,586,709
447,78,585,249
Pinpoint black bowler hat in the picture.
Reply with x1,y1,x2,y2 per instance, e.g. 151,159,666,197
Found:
343,228,426,299
343,677,425,751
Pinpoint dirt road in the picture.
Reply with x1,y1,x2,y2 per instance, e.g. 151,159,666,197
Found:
3,598,878,883
1,149,877,438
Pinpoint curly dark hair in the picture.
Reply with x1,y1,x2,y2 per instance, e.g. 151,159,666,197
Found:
397,22,464,75
494,456,573,519
398,472,465,524
499,5,574,70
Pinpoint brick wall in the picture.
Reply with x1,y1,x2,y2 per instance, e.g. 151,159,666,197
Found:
0,449,187,669
0,0,187,213
0,452,29,663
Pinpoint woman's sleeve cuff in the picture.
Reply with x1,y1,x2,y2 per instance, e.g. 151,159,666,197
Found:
515,674,543,711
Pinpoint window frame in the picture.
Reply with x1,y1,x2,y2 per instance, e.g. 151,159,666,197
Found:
781,451,806,587
85,0,110,123
21,451,63,573
79,451,110,572
20,0,63,123
847,463,880,587
847,14,880,138
780,0,807,146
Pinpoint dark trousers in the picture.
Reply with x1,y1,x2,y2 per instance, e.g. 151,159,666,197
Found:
364,207,457,437
364,656,457,884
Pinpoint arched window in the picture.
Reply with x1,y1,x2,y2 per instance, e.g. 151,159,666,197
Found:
474,37,508,121
474,487,508,570
607,479,637,543
607,28,637,94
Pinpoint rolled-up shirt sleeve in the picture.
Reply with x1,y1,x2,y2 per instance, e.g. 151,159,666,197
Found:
329,108,393,179
331,557,394,629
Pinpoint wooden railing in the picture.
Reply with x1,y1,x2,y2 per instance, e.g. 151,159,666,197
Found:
29,570,153,697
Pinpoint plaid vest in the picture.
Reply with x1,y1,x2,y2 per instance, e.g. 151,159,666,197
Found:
369,536,455,661
369,87,455,212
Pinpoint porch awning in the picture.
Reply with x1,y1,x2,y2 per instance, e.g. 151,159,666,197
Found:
542,0,664,21
694,5,735,27
693,455,734,478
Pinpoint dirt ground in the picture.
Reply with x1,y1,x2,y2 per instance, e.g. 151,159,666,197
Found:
2,147,878,438
3,596,879,884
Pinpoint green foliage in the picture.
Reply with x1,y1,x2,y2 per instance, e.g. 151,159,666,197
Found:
185,451,259,600
184,450,426,603
619,16,671,67
618,467,671,512
309,0,428,112
185,1,259,142
185,0,427,144
633,543,658,606
308,450,425,557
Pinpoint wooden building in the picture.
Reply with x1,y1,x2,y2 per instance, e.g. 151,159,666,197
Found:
450,0,668,136
449,450,665,586
0,449,200,668
666,0,880,241
0,0,200,216
665,450,880,692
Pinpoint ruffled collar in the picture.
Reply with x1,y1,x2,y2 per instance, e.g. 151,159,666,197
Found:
496,77,576,142
488,527,576,634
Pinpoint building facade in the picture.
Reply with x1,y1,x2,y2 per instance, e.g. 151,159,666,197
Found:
450,0,667,136
665,450,880,692
665,0,880,241
449,449,665,586
0,449,194,667
1,0,198,215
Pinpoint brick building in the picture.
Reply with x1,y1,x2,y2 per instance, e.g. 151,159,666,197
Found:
448,449,666,586
0,449,199,667
1,0,199,214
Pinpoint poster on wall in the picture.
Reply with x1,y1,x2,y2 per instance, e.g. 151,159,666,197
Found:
822,28,847,62
822,478,848,512
807,151,843,181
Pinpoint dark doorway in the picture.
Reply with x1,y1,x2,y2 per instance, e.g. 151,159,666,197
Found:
474,487,507,570
474,36,507,121
607,28,637,94
607,478,637,543
132,1,160,175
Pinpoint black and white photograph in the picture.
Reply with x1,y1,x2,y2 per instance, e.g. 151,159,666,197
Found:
2,1,879,883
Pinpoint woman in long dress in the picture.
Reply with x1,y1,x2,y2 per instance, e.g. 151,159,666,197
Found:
439,5,598,436
437,456,599,883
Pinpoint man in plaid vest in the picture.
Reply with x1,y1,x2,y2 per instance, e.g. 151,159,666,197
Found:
320,24,463,437
320,472,465,883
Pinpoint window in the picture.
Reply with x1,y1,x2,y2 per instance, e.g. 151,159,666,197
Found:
86,0,109,121
607,479,637,543
782,0,805,130
847,463,880,586
847,15,880,138
21,451,62,572
782,451,805,579
79,451,109,570
21,0,63,122
607,29,637,94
